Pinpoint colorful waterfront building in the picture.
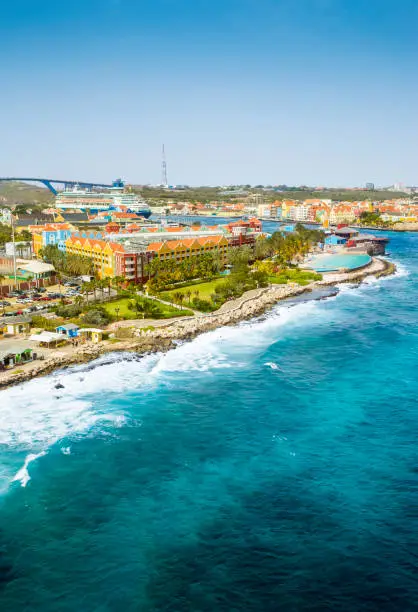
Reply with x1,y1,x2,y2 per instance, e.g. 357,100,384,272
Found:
65,235,150,282
146,235,229,264
32,224,75,256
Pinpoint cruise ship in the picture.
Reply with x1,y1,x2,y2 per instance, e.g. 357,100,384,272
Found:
55,179,152,218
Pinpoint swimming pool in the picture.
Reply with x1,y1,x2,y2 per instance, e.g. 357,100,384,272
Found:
306,253,372,273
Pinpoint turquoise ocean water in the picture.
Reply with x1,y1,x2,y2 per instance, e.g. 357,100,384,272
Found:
307,252,371,272
0,232,417,610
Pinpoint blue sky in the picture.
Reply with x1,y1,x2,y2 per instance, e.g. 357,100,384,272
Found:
1,0,417,186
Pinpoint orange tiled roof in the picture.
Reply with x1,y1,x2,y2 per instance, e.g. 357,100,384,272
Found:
146,242,164,252
113,212,139,219
181,238,198,248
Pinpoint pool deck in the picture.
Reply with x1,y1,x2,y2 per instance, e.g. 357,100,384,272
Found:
317,256,387,284
304,251,371,273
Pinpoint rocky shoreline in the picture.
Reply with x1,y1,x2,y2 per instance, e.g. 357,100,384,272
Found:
0,257,396,390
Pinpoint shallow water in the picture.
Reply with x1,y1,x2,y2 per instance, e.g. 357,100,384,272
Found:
0,232,417,610
307,252,371,272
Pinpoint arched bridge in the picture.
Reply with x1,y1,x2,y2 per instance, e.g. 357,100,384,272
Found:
0,177,120,195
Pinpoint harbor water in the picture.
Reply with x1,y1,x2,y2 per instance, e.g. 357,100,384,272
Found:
0,232,417,610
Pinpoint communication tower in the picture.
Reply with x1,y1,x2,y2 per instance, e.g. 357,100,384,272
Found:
161,144,168,187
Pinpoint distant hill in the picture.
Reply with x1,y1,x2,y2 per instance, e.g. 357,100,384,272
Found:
136,185,410,204
0,181,54,208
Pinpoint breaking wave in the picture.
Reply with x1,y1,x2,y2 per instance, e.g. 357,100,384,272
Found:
0,259,404,490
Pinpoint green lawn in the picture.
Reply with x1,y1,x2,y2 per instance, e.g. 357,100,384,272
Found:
161,278,226,303
269,269,322,286
103,297,192,320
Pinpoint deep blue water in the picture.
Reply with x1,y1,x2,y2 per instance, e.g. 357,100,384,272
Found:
0,232,417,611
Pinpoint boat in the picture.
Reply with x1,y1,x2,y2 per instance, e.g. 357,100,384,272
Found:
55,179,152,218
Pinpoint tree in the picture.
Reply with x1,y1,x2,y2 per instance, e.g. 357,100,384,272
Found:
97,278,106,302
359,211,385,226
185,289,192,304
90,279,99,302
252,269,269,288
0,274,6,315
83,307,110,327
112,276,126,293
129,297,160,319
253,260,276,276
129,298,147,319
255,236,273,260
173,291,184,309
81,282,91,304
55,271,63,294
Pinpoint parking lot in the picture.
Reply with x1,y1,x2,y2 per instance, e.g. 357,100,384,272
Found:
0,281,82,316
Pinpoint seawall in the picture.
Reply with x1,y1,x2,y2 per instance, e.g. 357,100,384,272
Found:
0,257,396,390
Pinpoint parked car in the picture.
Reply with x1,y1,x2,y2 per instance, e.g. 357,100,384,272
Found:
22,306,38,313
0,300,10,306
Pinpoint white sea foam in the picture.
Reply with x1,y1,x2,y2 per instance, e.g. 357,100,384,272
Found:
0,352,163,487
265,362,280,370
392,261,409,278
151,300,323,377
12,451,46,487
0,267,406,489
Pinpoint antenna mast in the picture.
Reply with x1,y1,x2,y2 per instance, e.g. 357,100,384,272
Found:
161,144,168,187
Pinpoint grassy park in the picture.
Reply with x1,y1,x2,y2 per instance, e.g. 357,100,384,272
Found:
161,278,226,304
102,297,193,320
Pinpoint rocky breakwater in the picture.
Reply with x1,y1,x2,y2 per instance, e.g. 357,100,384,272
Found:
0,336,175,390
141,284,309,342
317,256,395,285
0,285,308,389
0,257,396,390
392,222,418,232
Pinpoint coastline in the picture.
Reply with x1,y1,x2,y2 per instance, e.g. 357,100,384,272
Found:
0,257,396,391
353,222,418,232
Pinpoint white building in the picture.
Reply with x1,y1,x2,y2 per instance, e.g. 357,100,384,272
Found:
0,208,13,225
287,204,310,222
5,241,32,259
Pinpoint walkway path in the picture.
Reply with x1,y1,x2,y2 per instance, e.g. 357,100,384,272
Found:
137,291,202,316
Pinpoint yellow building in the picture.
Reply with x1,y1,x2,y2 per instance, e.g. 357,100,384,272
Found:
65,236,120,278
146,235,229,263
32,232,43,256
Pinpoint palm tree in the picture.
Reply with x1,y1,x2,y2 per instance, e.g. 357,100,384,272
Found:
173,291,184,309
55,271,63,295
194,289,200,301
144,301,159,319
112,276,125,294
186,289,192,304
105,277,112,299
91,279,99,302
130,298,147,319
0,274,6,315
81,282,90,304
98,279,106,302
25,274,34,291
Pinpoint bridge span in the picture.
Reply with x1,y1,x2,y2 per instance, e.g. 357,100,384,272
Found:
0,177,120,195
